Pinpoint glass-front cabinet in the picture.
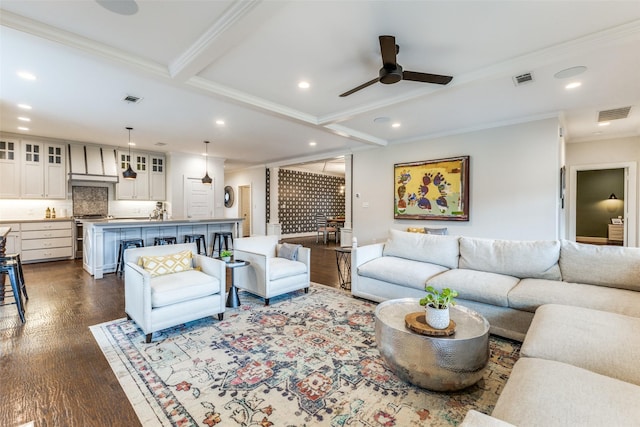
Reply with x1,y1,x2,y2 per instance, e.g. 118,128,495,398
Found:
0,139,19,198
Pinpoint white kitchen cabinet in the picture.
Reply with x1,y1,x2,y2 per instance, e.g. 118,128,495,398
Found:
149,154,166,201
116,150,149,200
20,221,73,262
0,139,20,198
21,141,66,199
3,223,21,254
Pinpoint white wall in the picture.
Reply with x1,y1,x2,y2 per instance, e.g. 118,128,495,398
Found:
566,136,640,246
352,118,562,245
224,166,267,236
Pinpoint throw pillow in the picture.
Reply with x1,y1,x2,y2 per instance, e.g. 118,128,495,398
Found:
140,250,193,277
424,227,448,235
278,243,301,261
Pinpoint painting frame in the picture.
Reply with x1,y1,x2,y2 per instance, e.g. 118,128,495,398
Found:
394,155,470,221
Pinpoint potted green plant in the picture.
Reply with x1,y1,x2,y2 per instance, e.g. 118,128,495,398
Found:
419,286,458,329
220,250,232,262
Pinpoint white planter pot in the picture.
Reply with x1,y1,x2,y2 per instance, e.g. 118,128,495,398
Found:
222,256,231,262
425,305,450,329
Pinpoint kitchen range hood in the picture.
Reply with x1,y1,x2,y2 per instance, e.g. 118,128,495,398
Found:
68,144,119,182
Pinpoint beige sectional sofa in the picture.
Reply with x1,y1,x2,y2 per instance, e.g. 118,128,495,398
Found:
352,228,640,340
352,229,640,426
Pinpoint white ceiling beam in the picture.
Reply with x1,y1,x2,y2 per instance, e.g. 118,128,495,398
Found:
168,0,281,81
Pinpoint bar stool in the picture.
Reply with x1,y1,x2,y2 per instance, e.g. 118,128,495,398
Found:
153,236,177,246
116,239,144,275
212,232,234,257
1,253,27,300
0,256,26,323
184,234,207,256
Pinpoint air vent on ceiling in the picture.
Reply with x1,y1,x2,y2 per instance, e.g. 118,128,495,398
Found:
122,94,142,104
512,72,534,86
598,106,631,122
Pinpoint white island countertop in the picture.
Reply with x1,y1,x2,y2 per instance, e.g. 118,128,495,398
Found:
83,217,243,227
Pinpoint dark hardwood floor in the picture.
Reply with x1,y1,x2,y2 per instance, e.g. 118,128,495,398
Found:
0,236,343,427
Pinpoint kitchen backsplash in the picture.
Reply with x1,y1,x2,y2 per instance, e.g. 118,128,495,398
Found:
72,186,109,216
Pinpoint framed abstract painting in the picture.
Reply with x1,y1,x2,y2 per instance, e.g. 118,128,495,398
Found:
394,156,470,221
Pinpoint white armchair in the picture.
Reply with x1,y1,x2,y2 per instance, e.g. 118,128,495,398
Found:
124,242,226,343
232,235,310,305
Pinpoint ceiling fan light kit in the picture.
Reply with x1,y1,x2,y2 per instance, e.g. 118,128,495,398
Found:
340,35,453,97
123,127,137,180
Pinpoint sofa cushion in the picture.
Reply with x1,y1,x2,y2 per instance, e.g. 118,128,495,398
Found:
141,250,193,277
559,240,640,291
151,269,221,308
427,269,520,307
508,278,640,317
521,304,640,386
358,256,449,291
491,358,640,426
382,228,459,269
459,237,561,280
269,257,307,280
460,410,516,427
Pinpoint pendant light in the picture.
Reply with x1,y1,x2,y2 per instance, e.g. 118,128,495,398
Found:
202,140,212,185
122,127,137,180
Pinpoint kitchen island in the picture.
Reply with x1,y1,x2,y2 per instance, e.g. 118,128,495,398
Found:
83,218,243,279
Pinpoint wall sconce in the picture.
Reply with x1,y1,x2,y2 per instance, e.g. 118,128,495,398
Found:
122,127,137,180
608,193,617,200
201,140,212,185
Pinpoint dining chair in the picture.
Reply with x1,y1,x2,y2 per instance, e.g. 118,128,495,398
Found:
315,214,337,244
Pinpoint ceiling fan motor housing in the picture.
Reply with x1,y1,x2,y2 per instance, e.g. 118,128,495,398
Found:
380,64,403,84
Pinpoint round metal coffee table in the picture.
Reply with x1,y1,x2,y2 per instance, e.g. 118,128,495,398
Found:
375,298,490,391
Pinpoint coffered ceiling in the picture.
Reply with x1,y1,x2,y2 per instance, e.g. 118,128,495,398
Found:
1,1,639,171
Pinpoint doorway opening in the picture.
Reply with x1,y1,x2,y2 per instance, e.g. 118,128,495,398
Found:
239,185,251,237
569,161,637,247
575,169,624,245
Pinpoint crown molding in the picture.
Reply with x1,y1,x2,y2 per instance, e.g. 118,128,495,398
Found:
1,10,168,78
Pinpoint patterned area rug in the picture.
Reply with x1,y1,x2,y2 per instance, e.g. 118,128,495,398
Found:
90,284,520,426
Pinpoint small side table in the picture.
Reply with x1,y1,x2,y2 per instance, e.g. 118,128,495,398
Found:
334,247,352,290
218,259,249,308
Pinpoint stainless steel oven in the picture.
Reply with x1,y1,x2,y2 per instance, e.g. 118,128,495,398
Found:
73,215,108,259
74,220,84,259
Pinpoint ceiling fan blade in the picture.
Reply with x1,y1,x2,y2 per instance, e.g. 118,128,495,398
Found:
339,77,380,97
379,35,398,68
403,70,453,85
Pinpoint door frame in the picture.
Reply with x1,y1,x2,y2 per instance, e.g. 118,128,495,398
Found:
568,161,637,246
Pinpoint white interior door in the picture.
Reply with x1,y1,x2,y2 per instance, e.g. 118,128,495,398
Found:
185,177,214,218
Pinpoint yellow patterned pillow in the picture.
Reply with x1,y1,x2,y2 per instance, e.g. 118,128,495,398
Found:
140,250,193,277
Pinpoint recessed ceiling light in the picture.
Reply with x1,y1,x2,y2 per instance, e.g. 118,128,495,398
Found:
298,81,310,89
215,120,225,126
18,117,31,122
17,126,29,131
18,104,32,110
565,82,582,90
128,142,136,146
309,141,317,146
392,122,401,128
598,121,611,127
554,66,587,79
17,71,36,80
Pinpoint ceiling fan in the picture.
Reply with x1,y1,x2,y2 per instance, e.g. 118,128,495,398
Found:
339,35,453,97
